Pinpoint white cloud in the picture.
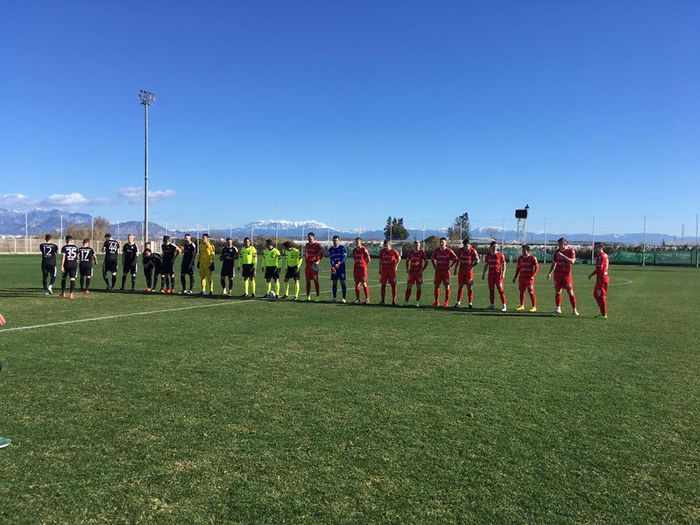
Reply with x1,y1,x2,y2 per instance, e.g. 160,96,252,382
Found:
0,193,34,207
118,186,177,204
38,193,111,208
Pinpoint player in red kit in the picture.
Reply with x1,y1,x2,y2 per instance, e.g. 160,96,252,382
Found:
454,239,479,308
304,232,324,302
404,240,428,307
512,244,539,312
588,242,609,319
378,240,401,305
352,237,371,304
547,237,579,316
431,237,458,308
481,241,507,311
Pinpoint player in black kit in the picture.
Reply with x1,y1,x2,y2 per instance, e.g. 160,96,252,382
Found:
142,243,163,292
60,235,79,299
102,233,120,291
161,235,180,294
179,233,197,295
39,233,59,295
220,238,239,295
120,233,139,293
78,239,97,293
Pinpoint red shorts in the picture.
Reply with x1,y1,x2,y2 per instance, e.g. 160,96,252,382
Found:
518,278,535,293
434,270,451,286
554,275,573,291
488,274,504,290
407,271,423,285
354,266,368,283
305,265,319,281
380,271,397,285
594,277,609,298
458,270,474,287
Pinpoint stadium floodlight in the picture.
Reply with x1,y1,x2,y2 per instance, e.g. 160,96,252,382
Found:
139,90,156,249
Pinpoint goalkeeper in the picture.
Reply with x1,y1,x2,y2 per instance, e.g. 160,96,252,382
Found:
197,233,216,295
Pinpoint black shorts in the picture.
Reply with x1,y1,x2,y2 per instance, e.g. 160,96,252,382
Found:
284,266,300,280
161,260,175,275
42,263,56,277
123,260,137,275
79,263,93,277
181,260,195,275
104,258,118,273
63,264,78,279
264,266,280,280
221,261,235,278
242,264,256,279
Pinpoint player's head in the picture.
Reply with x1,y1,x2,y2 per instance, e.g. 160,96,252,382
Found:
82,238,90,246
45,234,52,241
266,239,274,248
489,241,497,253
144,247,152,256
104,233,112,240
463,239,471,247
226,237,233,246
594,242,604,254
557,237,568,249
65,235,73,243
283,241,293,250
332,235,340,246
354,237,362,247
307,232,316,242
163,235,170,244
414,240,421,249
127,233,134,243
202,233,209,243
145,242,151,250
521,244,530,255
243,237,251,247
439,237,447,248
184,233,192,243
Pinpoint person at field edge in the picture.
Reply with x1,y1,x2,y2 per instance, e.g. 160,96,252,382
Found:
379,239,401,305
351,237,371,304
120,233,139,293
142,243,162,292
160,235,181,294
454,239,479,308
262,239,282,298
304,232,324,302
404,240,428,307
238,237,258,298
219,238,239,296
59,235,79,300
198,233,216,295
481,241,507,312
431,237,458,308
328,235,348,303
547,237,579,316
179,233,197,294
281,241,302,300
102,233,120,291
78,238,98,294
0,313,9,449
512,244,539,312
39,233,59,295
589,242,609,319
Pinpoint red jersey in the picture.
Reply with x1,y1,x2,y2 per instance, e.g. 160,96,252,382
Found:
352,246,370,269
431,247,458,271
456,247,479,270
515,254,539,281
379,248,401,273
484,252,506,277
406,249,427,273
594,251,609,279
553,248,576,277
304,241,323,263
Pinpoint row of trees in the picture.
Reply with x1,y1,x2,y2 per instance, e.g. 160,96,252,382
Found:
384,213,471,242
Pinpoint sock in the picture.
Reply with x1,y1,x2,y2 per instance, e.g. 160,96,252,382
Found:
381,284,387,302
529,291,536,307
121,275,127,289
103,272,110,286
43,273,48,289
341,282,346,299
555,293,562,307
61,277,67,292
332,282,337,298
306,280,311,296
295,281,300,297
457,287,464,303
434,287,440,304
314,280,320,296
251,280,256,295
266,281,272,294
201,278,207,291
416,288,422,302
131,275,136,290
80,276,85,290
285,282,290,296
244,280,249,295
499,288,506,305
405,288,411,302
363,283,369,300
111,275,117,288
86,276,91,290
160,277,165,290
569,293,577,309
468,287,473,304
189,275,194,291
221,277,227,290
228,277,233,290
519,290,525,306
601,297,607,316
50,272,57,286
181,275,187,290
355,283,361,300
69,280,75,294
391,283,397,303
489,286,495,305
444,286,450,305
275,281,280,295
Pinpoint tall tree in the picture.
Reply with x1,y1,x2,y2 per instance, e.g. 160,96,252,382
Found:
385,216,409,240
447,212,470,241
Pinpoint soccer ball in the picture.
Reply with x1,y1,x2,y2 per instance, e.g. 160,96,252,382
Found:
267,291,277,299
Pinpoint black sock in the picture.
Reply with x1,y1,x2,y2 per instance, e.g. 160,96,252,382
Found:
50,273,56,285
86,276,91,290
42,273,48,289
160,276,165,290
121,275,127,289
69,280,75,293
221,277,226,289
228,277,234,290
131,275,136,290
61,278,67,292
111,275,117,288
188,275,194,291
80,276,85,289
103,272,110,286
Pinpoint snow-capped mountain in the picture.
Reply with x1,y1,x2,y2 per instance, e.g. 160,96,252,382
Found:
244,219,334,231
0,208,92,235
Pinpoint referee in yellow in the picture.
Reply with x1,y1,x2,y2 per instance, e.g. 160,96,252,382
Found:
198,233,216,295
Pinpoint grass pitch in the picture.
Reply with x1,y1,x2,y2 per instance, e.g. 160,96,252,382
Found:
0,255,698,523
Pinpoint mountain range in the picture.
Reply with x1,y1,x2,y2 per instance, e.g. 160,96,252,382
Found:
0,208,693,245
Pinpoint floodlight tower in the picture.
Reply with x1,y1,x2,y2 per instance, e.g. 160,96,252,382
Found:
515,205,530,244
139,89,156,249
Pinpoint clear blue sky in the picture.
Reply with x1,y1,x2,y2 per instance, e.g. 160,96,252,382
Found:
1,0,698,234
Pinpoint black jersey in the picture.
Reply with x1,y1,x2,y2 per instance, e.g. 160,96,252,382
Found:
103,239,120,260
220,246,239,262
78,247,95,265
40,242,59,266
182,242,197,262
61,244,79,265
122,242,139,264
162,243,179,263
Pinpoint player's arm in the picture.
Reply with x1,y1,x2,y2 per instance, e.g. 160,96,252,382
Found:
547,254,557,280
532,259,540,278
92,251,98,265
448,252,458,272
512,263,520,283
501,255,506,279
481,258,487,280
394,251,401,272
431,253,437,270
60,252,66,273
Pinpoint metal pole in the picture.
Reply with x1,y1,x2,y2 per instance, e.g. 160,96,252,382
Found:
25,210,28,254
543,217,547,262
501,218,506,246
60,214,63,241
91,216,94,246
143,102,149,250
642,216,647,267
696,214,699,269
276,223,279,245
591,216,595,264
117,221,120,241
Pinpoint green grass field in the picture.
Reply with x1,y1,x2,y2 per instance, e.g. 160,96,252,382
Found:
0,255,698,524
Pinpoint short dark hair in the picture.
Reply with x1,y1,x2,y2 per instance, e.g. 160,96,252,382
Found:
243,237,251,243
355,237,362,242
45,234,52,241
490,241,497,246
308,232,316,238
463,239,470,245
66,235,73,242
104,233,111,239
163,235,170,242
594,242,604,248
522,244,531,251
83,238,89,244
332,235,339,241
558,237,567,244
283,241,293,249
226,237,232,242
266,239,274,246
184,233,191,238
202,233,209,238
440,237,447,242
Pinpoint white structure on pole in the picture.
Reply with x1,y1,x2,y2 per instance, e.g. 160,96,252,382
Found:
139,89,156,249
515,205,529,245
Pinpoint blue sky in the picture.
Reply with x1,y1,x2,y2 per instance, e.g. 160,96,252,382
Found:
1,0,699,234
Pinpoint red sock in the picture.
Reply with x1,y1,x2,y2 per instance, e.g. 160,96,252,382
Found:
391,283,397,303
444,286,450,305
405,288,411,302
600,297,607,316
499,289,506,304
355,283,360,300
434,287,440,303
519,290,525,305
489,286,495,304
363,283,369,300
416,288,422,301
306,281,311,295
569,293,577,309
314,280,320,295
468,287,473,304
529,291,536,307
381,284,386,302
457,287,464,303
555,293,562,307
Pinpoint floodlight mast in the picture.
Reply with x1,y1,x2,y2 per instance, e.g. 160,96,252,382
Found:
139,89,156,250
